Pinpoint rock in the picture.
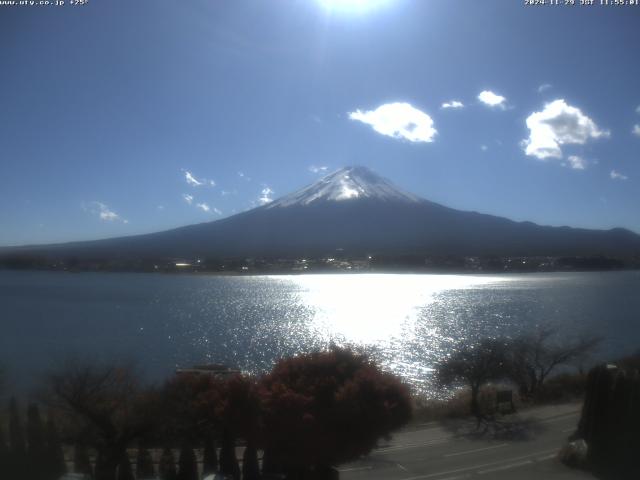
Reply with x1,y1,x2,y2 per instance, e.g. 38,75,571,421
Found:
559,439,589,469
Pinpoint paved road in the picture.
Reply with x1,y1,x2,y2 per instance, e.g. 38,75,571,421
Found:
339,403,595,480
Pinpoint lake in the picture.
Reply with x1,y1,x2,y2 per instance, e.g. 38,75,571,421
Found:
1,270,639,396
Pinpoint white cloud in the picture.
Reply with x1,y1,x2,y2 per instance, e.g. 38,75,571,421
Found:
184,170,215,187
632,124,640,137
566,155,587,170
238,171,251,182
185,171,203,186
441,100,464,109
86,202,127,223
258,187,274,205
478,90,506,108
100,211,118,222
610,170,628,181
480,145,488,152
636,105,640,114
522,99,609,160
182,195,221,215
348,102,437,143
538,84,552,93
309,165,329,174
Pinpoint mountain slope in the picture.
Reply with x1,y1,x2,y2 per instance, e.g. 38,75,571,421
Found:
3,166,640,260
266,166,423,207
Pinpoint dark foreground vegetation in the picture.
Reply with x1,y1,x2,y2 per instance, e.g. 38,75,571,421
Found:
567,353,640,479
1,332,637,480
0,348,412,480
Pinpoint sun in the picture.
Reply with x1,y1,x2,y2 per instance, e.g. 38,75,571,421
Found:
317,0,391,14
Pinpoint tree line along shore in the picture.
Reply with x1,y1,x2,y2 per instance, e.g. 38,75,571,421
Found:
1,252,639,274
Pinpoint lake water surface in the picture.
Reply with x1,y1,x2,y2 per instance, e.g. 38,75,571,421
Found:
1,270,639,396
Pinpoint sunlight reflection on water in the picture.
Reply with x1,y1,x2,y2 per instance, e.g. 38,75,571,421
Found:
3,270,640,397
170,272,618,397
265,274,517,396
288,274,508,344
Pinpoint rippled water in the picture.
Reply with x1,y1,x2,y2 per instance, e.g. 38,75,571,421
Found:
1,270,639,395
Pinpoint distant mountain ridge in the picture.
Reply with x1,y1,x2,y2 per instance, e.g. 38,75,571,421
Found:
3,166,640,260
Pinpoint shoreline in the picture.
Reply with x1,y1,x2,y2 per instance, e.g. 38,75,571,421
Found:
2,266,639,277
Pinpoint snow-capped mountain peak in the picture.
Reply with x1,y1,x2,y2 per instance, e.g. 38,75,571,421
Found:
265,166,423,208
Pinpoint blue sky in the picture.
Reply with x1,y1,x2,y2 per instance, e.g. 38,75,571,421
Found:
1,0,639,246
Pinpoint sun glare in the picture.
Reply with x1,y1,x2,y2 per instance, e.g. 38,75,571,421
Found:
318,0,391,14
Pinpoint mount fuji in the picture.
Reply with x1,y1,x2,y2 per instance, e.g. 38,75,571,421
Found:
4,166,640,261
266,166,423,207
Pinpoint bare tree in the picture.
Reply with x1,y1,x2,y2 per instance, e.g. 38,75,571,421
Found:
436,338,508,419
505,326,600,398
45,361,157,480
